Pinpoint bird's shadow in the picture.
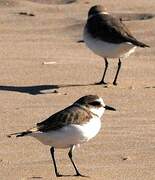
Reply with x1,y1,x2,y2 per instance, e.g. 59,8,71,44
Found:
0,84,154,95
0,83,105,95
144,86,155,89
0,84,59,95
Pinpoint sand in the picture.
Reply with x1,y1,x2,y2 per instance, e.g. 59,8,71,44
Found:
0,0,155,179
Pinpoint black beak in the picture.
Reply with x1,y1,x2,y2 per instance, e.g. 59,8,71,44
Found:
104,105,116,111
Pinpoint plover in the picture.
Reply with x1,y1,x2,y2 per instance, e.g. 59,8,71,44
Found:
8,95,116,177
84,5,149,85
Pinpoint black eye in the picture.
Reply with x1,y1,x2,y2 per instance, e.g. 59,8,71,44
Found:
89,101,101,107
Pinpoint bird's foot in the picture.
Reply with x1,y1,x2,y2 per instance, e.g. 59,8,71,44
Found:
95,81,107,85
56,173,63,177
74,172,89,178
113,81,118,86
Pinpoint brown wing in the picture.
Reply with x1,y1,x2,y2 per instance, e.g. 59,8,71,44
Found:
87,14,149,47
36,105,92,132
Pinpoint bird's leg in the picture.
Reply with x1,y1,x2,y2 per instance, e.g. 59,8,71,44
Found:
50,147,62,177
68,146,85,177
113,58,122,86
96,57,108,85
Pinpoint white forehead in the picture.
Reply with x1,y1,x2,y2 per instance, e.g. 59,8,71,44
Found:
96,97,105,106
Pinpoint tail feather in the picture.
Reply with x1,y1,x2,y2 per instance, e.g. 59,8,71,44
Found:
135,41,150,48
7,126,38,138
7,130,32,138
130,38,150,48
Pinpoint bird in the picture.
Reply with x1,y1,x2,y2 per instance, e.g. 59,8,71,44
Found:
83,5,150,85
7,95,116,177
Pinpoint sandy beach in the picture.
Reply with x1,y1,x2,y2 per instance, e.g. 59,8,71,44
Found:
0,0,155,179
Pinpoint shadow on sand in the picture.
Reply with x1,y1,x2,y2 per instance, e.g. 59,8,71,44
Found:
0,83,104,95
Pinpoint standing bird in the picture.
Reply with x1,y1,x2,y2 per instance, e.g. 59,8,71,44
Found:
8,95,116,177
84,5,149,85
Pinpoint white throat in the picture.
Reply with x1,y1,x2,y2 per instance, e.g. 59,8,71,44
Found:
89,107,105,119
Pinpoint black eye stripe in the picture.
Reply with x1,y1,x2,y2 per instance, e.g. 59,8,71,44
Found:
89,101,101,106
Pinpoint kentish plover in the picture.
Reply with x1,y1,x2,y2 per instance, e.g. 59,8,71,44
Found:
84,5,149,85
8,95,116,177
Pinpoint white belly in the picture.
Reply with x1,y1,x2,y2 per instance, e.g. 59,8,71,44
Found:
29,117,101,148
84,28,136,58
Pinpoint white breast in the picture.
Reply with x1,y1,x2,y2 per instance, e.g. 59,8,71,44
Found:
79,117,101,141
84,27,136,58
29,117,101,149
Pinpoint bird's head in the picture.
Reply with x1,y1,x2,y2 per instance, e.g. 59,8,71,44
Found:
88,5,108,19
74,95,116,118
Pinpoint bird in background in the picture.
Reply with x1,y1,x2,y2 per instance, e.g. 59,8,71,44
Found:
83,5,149,85
8,95,116,177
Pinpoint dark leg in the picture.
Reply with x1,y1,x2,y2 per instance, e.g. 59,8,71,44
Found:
68,146,85,177
96,57,108,84
50,147,62,177
113,58,122,86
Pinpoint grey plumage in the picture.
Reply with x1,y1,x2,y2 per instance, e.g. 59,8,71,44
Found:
86,5,149,47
